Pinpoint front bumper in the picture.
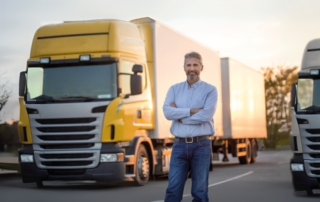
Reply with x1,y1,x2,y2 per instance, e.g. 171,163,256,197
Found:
20,161,124,183
291,153,320,191
19,144,125,183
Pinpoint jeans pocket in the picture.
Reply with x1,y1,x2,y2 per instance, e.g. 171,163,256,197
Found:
172,140,178,148
198,139,211,147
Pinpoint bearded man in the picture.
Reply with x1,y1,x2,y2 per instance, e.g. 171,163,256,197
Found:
163,52,218,202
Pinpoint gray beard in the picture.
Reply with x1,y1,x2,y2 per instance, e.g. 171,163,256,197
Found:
187,74,198,80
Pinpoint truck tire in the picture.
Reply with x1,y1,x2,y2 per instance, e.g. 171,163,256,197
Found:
134,144,150,186
306,189,314,196
36,181,44,188
239,140,251,164
250,139,257,164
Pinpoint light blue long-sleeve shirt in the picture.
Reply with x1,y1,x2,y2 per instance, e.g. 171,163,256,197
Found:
163,79,218,138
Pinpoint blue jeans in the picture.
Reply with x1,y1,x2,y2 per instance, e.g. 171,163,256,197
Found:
165,139,211,202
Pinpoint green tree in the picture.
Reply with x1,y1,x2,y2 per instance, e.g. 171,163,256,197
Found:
0,72,11,123
261,65,298,148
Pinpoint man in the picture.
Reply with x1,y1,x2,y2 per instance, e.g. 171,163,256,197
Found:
163,52,218,202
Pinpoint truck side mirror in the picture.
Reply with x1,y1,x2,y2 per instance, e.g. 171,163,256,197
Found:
19,71,26,96
291,83,297,111
130,74,142,95
129,64,143,96
132,64,143,73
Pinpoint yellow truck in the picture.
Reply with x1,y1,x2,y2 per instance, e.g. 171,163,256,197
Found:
18,17,266,187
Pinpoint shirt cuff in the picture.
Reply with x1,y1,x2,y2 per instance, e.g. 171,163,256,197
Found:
184,108,190,118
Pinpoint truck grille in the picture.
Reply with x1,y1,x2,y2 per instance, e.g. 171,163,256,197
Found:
40,153,94,159
32,116,101,144
311,170,320,175
38,135,95,141
37,126,95,133
310,163,320,168
34,150,100,169
36,118,96,124
42,161,93,167
306,137,320,142
305,129,320,134
27,102,109,170
307,145,320,150
40,143,94,149
300,127,320,177
310,154,320,158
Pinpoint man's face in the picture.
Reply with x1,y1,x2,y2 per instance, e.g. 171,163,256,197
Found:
184,57,203,80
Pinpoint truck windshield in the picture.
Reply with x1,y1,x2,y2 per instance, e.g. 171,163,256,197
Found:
297,78,320,113
26,63,118,103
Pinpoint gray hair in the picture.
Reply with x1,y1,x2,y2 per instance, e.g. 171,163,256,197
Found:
184,52,203,66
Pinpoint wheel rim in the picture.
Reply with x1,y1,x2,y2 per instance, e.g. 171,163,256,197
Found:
138,156,149,180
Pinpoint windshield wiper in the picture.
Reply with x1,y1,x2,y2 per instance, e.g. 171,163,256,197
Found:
297,110,320,114
31,95,56,103
59,96,96,102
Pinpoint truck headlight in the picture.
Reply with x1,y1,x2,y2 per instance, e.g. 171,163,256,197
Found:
100,153,124,162
291,163,304,171
21,154,34,163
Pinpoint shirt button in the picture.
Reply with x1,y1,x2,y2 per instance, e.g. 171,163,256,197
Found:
187,127,189,129
189,100,190,101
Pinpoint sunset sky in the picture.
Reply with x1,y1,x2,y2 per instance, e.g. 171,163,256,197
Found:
1,0,320,121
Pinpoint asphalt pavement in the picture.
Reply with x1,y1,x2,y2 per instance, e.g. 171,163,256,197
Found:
1,150,320,202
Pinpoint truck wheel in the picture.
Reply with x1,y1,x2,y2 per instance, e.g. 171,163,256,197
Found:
36,181,44,188
250,139,257,164
306,189,314,196
239,140,252,164
134,144,150,186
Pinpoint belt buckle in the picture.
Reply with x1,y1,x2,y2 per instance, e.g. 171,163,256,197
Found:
186,137,193,143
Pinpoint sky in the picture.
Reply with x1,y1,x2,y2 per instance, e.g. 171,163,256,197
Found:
1,0,320,121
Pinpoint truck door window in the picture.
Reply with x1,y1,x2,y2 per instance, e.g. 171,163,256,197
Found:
27,68,44,99
297,79,314,110
120,60,146,95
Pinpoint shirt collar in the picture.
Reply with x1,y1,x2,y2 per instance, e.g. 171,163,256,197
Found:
186,79,202,89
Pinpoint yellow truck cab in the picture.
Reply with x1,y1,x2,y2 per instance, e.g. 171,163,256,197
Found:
19,18,156,187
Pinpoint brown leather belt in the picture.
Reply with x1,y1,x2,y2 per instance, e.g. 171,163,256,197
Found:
175,135,211,143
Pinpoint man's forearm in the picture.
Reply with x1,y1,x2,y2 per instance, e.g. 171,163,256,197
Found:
190,108,202,115
163,106,191,120
181,107,216,125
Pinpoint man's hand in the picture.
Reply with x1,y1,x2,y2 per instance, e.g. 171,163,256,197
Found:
190,108,202,115
171,102,183,122
170,102,177,108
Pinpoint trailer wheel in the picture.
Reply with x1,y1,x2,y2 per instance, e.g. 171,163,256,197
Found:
250,139,257,164
239,139,251,164
134,144,150,186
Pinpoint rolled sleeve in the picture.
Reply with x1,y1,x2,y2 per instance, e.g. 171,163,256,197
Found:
163,86,191,120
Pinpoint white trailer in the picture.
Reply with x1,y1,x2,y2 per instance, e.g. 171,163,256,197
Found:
217,57,267,164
